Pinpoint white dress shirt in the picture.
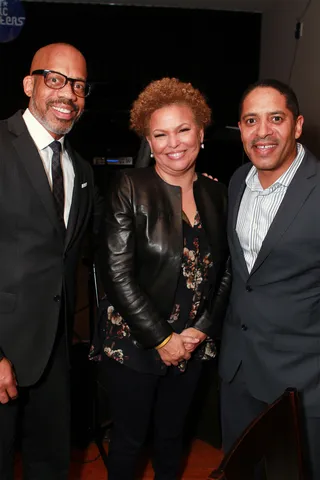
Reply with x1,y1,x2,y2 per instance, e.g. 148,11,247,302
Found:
236,143,305,273
23,108,75,227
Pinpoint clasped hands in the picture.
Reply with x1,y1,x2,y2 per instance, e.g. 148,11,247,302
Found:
0,358,18,404
157,328,207,367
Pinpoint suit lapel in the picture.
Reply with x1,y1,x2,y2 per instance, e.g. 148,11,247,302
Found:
229,169,250,279
64,152,79,250
194,178,225,263
10,112,64,240
250,152,317,277
64,143,88,252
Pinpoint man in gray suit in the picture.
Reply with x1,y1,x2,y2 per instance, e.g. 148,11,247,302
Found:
219,79,320,478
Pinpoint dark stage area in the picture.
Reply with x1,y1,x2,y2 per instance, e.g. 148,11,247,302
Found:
1,1,260,184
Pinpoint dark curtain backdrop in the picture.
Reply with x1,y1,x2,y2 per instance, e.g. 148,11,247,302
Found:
0,3,260,183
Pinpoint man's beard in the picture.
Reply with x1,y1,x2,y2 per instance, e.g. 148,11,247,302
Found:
30,97,82,136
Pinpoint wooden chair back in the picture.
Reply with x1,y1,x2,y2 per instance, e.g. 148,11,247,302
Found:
208,388,305,480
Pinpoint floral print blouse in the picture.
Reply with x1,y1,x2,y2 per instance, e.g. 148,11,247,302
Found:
90,211,216,374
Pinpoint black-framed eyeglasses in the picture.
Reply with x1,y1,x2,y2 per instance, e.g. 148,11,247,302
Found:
32,69,91,98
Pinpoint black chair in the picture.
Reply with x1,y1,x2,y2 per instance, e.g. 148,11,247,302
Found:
209,388,306,480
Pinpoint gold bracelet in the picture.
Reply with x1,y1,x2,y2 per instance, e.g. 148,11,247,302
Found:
155,333,173,350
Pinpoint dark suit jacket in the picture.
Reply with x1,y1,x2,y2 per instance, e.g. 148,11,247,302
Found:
219,148,320,416
0,110,103,387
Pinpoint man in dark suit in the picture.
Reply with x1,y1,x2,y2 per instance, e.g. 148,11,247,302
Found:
219,79,320,478
0,43,103,479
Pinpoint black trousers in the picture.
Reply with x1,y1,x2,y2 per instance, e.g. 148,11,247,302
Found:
0,332,70,480
103,357,203,480
220,365,320,480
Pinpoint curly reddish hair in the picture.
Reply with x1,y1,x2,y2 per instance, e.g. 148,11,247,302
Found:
130,77,211,137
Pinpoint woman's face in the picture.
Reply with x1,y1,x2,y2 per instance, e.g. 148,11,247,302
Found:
146,103,204,177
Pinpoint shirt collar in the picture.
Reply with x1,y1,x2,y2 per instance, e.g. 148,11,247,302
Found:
23,108,65,152
245,143,305,191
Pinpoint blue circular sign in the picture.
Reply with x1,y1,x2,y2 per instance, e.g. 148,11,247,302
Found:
0,0,26,43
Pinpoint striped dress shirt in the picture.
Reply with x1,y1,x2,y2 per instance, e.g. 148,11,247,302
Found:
236,143,305,273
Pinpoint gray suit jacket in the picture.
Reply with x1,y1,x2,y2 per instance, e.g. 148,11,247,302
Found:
219,147,320,416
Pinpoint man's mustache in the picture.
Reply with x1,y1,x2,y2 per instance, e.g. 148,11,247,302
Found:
47,99,79,113
251,137,279,147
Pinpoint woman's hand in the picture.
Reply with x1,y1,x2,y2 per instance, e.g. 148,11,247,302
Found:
0,358,18,404
157,332,199,366
202,173,218,181
180,327,207,353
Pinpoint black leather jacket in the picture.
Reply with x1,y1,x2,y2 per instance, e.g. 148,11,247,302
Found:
98,167,229,350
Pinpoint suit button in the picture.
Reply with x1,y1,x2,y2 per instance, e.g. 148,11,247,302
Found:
53,295,61,303
246,285,252,292
241,324,248,331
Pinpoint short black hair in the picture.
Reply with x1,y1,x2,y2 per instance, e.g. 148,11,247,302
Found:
239,79,300,120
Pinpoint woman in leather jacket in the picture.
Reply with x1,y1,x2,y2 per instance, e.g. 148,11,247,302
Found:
91,77,230,479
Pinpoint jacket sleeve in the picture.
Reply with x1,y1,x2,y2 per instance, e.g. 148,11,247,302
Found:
192,256,232,338
81,164,105,270
92,182,105,239
97,172,172,349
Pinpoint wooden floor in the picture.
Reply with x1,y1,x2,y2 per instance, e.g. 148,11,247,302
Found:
15,439,223,479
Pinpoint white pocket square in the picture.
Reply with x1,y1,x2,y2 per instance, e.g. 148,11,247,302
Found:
81,182,87,189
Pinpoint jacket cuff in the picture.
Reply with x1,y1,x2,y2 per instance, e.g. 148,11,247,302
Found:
193,309,213,336
143,323,173,349
155,333,173,350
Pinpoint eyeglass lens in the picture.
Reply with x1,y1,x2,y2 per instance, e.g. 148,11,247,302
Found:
45,71,89,97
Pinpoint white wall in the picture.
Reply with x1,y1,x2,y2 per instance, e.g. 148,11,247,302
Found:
259,1,320,155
